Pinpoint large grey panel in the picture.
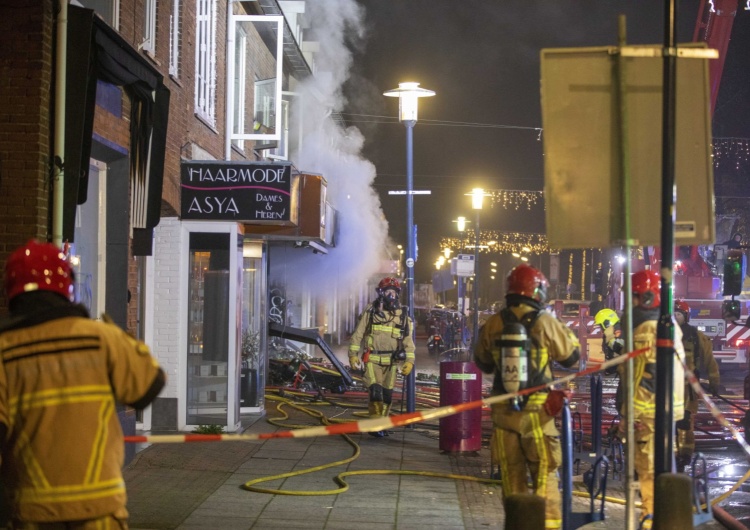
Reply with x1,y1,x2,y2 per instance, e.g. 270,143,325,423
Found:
540,45,715,249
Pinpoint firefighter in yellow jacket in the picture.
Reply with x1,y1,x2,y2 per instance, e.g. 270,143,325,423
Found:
594,308,624,375
474,264,580,530
617,270,685,528
349,277,415,437
674,299,720,467
0,240,166,529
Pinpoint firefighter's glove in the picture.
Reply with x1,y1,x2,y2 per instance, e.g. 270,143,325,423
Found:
607,421,623,441
709,381,721,397
675,411,692,431
349,355,361,371
543,389,569,417
401,362,414,376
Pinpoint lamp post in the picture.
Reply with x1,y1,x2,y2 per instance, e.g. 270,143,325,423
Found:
384,82,435,414
469,188,486,346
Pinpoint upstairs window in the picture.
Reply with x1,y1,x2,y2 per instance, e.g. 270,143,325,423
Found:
142,0,157,54
169,0,181,77
232,26,247,150
195,0,217,125
76,0,119,28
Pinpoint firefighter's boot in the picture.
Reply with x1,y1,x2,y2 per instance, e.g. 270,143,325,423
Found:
368,401,386,437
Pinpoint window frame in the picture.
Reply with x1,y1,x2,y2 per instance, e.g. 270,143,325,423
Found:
226,15,284,143
142,0,157,54
168,0,181,77
195,0,218,125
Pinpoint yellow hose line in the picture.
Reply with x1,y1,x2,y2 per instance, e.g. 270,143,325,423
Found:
571,465,750,512
571,489,639,507
243,393,501,496
704,466,750,507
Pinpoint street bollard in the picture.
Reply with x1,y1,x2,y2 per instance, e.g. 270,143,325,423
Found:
652,473,692,530
505,494,545,530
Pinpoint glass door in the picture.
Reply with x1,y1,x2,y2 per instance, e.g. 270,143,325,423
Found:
186,233,230,426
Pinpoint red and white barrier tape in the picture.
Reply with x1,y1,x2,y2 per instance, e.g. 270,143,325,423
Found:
124,347,649,444
681,357,750,458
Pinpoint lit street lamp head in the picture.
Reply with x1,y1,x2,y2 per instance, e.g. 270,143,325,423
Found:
383,82,436,123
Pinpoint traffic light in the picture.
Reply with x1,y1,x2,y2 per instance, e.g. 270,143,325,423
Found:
723,250,746,296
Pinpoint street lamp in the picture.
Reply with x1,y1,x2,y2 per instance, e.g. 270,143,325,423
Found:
453,216,470,328
468,188,487,346
384,81,435,414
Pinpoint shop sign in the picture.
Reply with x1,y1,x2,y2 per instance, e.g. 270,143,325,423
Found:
180,161,297,224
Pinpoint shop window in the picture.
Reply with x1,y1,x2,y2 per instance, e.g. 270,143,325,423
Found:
187,233,230,425
71,161,107,317
241,242,264,409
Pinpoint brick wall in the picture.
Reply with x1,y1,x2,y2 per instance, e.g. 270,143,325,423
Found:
0,1,55,314
152,216,183,400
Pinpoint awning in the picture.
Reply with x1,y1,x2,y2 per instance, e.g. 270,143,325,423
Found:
65,6,170,254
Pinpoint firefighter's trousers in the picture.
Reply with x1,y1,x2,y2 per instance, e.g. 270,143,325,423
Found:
363,362,398,417
633,420,655,517
491,404,562,530
676,398,699,459
10,507,129,530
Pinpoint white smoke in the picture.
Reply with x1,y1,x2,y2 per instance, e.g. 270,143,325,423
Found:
272,0,392,299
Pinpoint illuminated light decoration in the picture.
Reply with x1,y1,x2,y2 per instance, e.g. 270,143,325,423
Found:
581,249,586,302
713,138,750,172
568,253,574,300
439,231,549,255
487,189,543,210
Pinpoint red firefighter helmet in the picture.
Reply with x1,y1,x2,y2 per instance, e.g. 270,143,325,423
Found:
377,277,401,294
506,264,548,303
674,299,690,322
5,240,74,302
632,270,660,309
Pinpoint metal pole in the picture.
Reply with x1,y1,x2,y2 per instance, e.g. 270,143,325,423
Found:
405,120,417,414
472,210,480,346
616,16,637,529
655,0,677,480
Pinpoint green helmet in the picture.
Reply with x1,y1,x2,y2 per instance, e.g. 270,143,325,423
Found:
594,308,619,329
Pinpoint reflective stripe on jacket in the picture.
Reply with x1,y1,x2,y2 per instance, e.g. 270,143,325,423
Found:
0,316,164,522
623,319,685,422
348,304,415,364
473,303,580,408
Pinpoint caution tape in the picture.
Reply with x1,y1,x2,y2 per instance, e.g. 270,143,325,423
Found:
123,346,649,444
681,356,750,458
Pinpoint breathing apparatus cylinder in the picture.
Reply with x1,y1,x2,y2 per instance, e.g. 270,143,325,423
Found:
497,321,530,410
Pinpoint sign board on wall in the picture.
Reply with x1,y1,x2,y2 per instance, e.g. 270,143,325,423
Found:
180,161,298,225
540,44,715,248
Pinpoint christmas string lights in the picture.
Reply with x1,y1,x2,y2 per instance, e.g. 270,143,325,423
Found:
440,231,549,255
487,189,543,210
713,138,750,172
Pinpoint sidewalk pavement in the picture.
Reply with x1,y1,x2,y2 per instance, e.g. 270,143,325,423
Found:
126,403,726,530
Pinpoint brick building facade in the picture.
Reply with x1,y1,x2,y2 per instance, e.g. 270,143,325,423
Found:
0,0,342,432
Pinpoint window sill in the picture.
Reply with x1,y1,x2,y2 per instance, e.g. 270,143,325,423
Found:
142,49,161,67
195,112,219,135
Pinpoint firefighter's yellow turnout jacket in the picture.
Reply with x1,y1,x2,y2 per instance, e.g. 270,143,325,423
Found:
0,304,165,523
348,304,415,367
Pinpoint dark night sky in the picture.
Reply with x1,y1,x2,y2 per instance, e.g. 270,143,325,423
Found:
341,1,750,285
